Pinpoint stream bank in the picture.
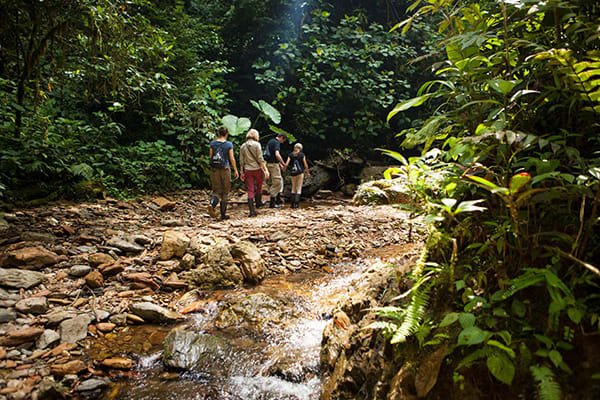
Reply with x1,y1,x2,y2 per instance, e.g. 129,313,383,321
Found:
0,190,420,399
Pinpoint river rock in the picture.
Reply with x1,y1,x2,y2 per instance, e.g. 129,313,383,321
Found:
162,330,231,373
15,296,48,314
0,308,17,323
0,268,45,289
0,245,61,269
180,253,195,270
46,310,78,326
214,293,290,334
187,245,243,289
84,270,104,288
51,360,88,377
36,329,60,350
101,357,134,370
353,178,412,205
96,322,115,333
0,287,20,301
299,165,336,197
88,253,113,267
59,314,92,343
129,302,184,323
20,231,58,243
160,231,190,260
152,196,176,211
69,265,92,277
229,241,265,284
0,326,44,346
106,237,145,253
76,378,110,392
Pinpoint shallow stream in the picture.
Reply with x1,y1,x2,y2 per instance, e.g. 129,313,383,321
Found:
93,260,376,400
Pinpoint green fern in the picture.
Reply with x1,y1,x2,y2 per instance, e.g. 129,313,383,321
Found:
390,280,433,344
530,365,562,400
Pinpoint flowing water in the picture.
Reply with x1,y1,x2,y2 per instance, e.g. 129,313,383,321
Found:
95,260,378,400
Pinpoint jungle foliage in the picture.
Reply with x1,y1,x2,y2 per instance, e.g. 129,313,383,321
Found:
372,0,600,399
0,0,430,200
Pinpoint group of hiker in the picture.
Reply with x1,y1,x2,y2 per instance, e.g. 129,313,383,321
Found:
207,126,310,220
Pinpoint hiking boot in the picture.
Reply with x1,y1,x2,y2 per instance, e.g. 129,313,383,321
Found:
275,193,283,205
255,196,266,209
269,197,281,209
220,201,230,220
208,196,219,218
294,194,301,208
248,199,258,217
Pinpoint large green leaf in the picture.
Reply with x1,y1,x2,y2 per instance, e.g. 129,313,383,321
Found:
387,95,432,122
222,115,251,137
251,100,281,124
268,125,296,142
458,326,486,345
487,353,515,384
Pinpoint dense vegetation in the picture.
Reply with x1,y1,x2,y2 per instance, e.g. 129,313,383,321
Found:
0,0,431,200
373,0,600,399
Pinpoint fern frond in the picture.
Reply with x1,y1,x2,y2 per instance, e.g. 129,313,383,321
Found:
530,365,562,400
390,281,433,344
363,321,399,337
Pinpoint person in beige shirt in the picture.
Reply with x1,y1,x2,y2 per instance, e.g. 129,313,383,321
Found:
239,129,270,217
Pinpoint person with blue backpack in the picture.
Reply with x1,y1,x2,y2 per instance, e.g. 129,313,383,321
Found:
208,126,239,220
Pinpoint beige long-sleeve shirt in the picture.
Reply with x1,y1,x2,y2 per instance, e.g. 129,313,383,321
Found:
239,140,265,172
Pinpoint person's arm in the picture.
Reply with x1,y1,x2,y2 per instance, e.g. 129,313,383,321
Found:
256,144,269,179
284,156,290,169
239,146,246,181
275,150,285,169
261,161,270,179
228,148,239,179
303,155,310,178
209,147,213,158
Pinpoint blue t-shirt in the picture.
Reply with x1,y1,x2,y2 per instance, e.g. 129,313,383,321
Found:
265,138,280,163
210,140,233,168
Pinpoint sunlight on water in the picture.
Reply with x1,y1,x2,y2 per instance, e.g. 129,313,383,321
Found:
229,376,321,400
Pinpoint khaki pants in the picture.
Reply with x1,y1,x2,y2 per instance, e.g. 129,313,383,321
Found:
291,174,304,194
266,163,283,197
210,167,231,201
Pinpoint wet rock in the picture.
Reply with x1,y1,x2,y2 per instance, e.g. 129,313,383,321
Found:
0,326,44,346
0,245,62,269
101,357,134,370
76,378,109,392
69,265,91,277
229,241,265,284
129,302,184,324
88,253,113,267
215,293,290,333
0,287,20,301
162,329,230,373
59,314,92,343
353,178,412,205
98,262,124,277
84,270,104,289
36,378,67,400
160,231,190,260
36,329,60,350
45,310,78,327
187,245,243,289
15,296,48,314
180,253,195,270
0,268,45,289
0,308,17,323
106,237,144,253
299,165,336,197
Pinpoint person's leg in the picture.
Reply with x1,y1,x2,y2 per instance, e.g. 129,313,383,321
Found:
290,175,300,208
267,163,282,208
295,174,304,208
208,168,221,218
245,170,258,216
255,171,265,208
220,168,231,219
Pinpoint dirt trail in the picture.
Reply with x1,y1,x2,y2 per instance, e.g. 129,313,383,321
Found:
0,189,417,399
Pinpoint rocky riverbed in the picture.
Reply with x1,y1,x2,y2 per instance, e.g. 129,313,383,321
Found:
0,189,419,399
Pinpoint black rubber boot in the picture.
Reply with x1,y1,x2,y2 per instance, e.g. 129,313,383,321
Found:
269,197,281,209
294,194,301,208
290,194,296,209
275,193,283,205
220,201,230,220
255,195,265,209
248,199,258,217
208,195,219,218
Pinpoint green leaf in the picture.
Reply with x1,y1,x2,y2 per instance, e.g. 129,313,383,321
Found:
487,353,515,384
459,313,476,329
488,79,520,95
511,299,526,318
487,340,516,358
387,95,432,122
222,115,251,137
567,307,583,324
268,125,296,142
509,173,531,195
548,350,563,368
458,326,486,345
439,312,460,328
258,100,281,124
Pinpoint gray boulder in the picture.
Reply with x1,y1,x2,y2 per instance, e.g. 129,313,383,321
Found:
187,245,243,289
162,329,231,373
352,178,412,205
15,296,48,314
106,237,145,253
0,308,17,323
160,231,190,260
59,314,92,343
0,268,45,289
229,241,265,284
69,265,92,277
37,329,60,350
